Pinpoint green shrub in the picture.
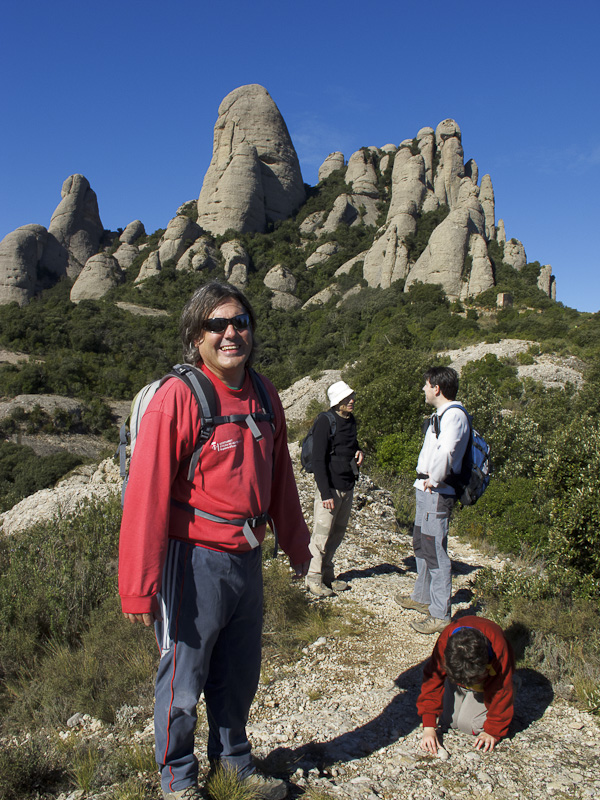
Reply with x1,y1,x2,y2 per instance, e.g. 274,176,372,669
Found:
375,431,422,476
0,441,82,511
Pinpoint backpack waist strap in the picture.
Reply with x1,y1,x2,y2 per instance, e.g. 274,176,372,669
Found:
171,499,278,557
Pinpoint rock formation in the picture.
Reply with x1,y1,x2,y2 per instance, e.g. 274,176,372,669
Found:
264,263,301,310
197,85,305,235
306,242,339,268
157,216,202,265
318,152,345,182
119,220,145,245
176,237,219,273
503,238,527,270
70,253,124,303
538,264,556,299
479,174,496,241
0,225,48,306
433,119,465,209
41,174,104,279
345,150,379,197
220,240,249,287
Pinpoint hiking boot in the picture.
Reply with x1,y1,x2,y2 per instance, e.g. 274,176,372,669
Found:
410,615,448,635
163,785,202,800
395,594,429,614
306,581,335,598
325,578,349,591
241,771,288,800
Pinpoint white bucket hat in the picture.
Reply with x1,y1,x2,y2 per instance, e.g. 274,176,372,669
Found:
327,381,354,408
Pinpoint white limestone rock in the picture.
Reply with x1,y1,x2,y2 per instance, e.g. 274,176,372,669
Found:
322,194,379,232
120,220,145,245
334,250,369,277
220,240,249,287
42,174,104,279
306,242,339,268
538,264,556,298
479,175,496,241
461,234,495,299
197,85,305,235
264,265,297,293
302,285,341,308
0,224,48,306
387,148,426,220
270,290,302,311
135,250,161,284
345,150,379,197
113,243,139,269
433,119,465,209
299,211,327,236
318,152,345,182
158,216,202,265
70,253,124,303
503,238,527,270
464,158,479,185
176,237,219,273
416,127,435,189
363,221,410,288
496,219,506,245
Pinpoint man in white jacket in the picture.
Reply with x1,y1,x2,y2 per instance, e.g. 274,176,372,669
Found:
396,366,470,634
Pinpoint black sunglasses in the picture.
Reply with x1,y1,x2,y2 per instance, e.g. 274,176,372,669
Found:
202,313,251,333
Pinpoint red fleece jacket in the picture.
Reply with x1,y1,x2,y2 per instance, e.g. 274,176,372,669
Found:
417,616,515,739
118,365,310,615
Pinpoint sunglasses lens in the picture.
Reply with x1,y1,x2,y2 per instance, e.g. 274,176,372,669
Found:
204,314,250,333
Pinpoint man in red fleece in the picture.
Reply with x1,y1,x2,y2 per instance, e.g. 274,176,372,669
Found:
417,616,515,753
119,282,310,800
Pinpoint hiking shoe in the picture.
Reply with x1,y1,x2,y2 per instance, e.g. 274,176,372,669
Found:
306,581,335,598
395,594,429,614
325,578,349,591
410,615,448,635
163,785,202,800
241,771,288,800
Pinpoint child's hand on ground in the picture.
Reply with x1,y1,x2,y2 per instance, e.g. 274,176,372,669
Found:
475,731,499,752
421,727,439,754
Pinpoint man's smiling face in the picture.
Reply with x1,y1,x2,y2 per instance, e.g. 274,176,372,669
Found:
195,299,253,386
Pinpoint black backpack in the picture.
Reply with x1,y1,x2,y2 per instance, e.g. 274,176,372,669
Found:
436,404,491,506
300,410,337,473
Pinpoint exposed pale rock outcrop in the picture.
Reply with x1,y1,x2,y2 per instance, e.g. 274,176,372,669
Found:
334,250,369,277
299,211,327,236
538,264,556,299
302,285,341,308
176,237,219,273
318,152,345,182
433,119,464,209
416,127,435,189
363,146,426,288
503,238,527,270
134,250,161,284
158,216,202,265
41,174,104,279
306,242,339,268
378,144,397,174
120,220,145,245
0,225,48,306
197,84,305,235
270,291,302,311
479,174,496,240
464,158,479,185
345,149,379,197
322,194,379,232
497,218,507,244
264,265,297,294
220,240,249,287
113,243,139,270
405,178,492,300
461,234,494,299
70,253,124,303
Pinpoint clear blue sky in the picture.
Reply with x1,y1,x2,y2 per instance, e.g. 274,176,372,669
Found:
1,0,598,311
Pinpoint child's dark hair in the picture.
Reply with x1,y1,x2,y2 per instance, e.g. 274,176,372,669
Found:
424,366,459,400
443,627,490,686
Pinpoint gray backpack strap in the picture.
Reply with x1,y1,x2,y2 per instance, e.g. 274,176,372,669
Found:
171,499,278,557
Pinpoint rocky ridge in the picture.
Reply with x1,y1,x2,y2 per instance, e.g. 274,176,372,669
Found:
0,84,557,310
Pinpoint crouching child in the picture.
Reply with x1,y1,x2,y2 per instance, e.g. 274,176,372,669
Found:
417,616,515,753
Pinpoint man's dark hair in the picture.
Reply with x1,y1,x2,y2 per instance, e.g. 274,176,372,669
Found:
424,366,459,400
180,281,257,366
443,627,490,686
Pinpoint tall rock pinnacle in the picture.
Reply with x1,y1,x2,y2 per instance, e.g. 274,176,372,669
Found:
197,85,306,235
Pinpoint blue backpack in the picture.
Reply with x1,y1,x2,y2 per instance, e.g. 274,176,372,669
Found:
437,404,491,506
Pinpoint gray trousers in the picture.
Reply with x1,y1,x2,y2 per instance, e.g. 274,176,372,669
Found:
154,540,263,794
307,484,353,584
440,678,487,734
411,489,455,621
